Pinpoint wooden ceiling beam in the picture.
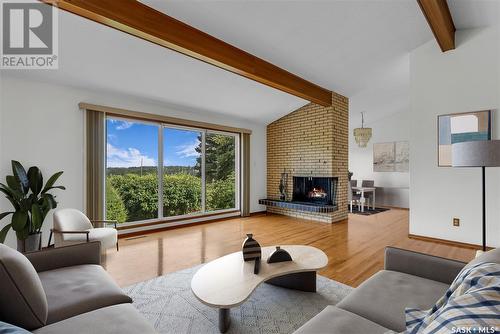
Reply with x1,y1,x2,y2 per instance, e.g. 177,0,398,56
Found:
41,0,332,106
417,0,456,52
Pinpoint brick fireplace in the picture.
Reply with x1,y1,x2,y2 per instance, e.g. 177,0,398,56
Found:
262,93,348,223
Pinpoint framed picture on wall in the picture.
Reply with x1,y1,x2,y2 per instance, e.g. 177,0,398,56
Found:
373,142,395,172
373,141,409,172
395,141,409,172
437,110,492,167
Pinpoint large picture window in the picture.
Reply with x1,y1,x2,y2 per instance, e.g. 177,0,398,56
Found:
105,117,239,224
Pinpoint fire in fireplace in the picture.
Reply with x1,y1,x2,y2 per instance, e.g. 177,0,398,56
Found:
293,176,338,206
308,187,327,199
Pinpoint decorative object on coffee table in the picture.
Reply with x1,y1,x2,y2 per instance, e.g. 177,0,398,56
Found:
0,160,65,252
267,246,293,263
242,233,261,274
191,245,328,333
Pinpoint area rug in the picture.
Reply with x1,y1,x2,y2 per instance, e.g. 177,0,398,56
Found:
350,206,390,216
124,265,353,334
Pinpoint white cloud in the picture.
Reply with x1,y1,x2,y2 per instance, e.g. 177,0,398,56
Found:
107,143,156,168
109,120,134,130
176,141,200,158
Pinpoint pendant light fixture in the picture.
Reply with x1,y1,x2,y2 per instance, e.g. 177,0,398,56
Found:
353,112,372,148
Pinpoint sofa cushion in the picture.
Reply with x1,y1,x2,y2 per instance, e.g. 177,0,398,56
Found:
0,244,48,329
464,247,500,269
293,306,389,334
38,264,132,324
32,304,156,334
337,270,449,332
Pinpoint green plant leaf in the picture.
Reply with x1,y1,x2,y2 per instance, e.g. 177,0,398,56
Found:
11,211,28,232
42,193,57,208
0,212,13,221
11,161,29,195
6,175,21,192
43,186,66,193
28,167,43,196
31,203,43,231
0,224,12,243
20,198,32,212
0,183,21,200
42,171,64,194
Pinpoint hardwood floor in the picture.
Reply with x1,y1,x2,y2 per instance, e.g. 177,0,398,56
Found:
105,209,475,288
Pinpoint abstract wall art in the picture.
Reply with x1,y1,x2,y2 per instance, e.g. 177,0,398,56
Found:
438,110,491,167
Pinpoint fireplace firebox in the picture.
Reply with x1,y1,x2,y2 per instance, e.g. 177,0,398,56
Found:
292,176,338,206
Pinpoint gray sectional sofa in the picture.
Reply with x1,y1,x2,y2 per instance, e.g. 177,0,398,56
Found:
0,241,156,334
294,246,500,334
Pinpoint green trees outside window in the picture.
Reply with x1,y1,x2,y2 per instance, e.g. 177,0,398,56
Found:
204,133,235,211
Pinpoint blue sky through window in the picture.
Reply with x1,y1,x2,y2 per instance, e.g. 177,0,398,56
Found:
163,128,200,167
106,119,200,168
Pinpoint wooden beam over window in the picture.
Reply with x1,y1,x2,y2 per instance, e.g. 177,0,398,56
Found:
417,0,456,52
42,0,333,106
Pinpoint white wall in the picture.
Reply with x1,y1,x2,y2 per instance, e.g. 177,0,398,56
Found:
0,76,267,248
349,109,410,208
410,26,500,247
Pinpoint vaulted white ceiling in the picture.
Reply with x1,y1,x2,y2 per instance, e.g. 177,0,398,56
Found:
4,1,498,124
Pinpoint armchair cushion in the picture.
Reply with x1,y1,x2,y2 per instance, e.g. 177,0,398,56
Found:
38,264,132,324
58,228,117,250
0,244,48,330
53,209,93,232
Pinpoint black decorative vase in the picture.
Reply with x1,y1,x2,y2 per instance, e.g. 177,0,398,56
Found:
267,246,293,263
242,234,261,274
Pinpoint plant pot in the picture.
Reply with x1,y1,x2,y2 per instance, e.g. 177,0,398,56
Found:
17,232,42,253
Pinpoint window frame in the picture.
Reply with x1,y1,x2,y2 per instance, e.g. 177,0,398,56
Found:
104,115,241,226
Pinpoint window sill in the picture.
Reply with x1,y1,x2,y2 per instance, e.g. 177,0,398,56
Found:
116,209,241,231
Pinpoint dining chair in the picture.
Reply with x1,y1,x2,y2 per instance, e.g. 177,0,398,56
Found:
361,180,375,209
348,180,361,213
49,208,119,252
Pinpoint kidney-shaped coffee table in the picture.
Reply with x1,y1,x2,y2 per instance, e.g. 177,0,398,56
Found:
191,245,328,333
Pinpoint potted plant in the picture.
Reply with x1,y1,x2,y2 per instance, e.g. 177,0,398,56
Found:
0,161,65,252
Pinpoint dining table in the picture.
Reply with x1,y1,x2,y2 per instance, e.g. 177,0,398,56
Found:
352,186,376,212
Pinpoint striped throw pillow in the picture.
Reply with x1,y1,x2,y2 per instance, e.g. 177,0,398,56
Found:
404,262,500,334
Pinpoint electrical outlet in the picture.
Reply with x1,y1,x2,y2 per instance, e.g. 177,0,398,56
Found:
453,218,460,227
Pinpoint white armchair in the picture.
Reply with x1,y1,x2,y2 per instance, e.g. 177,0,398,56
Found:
49,209,119,251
